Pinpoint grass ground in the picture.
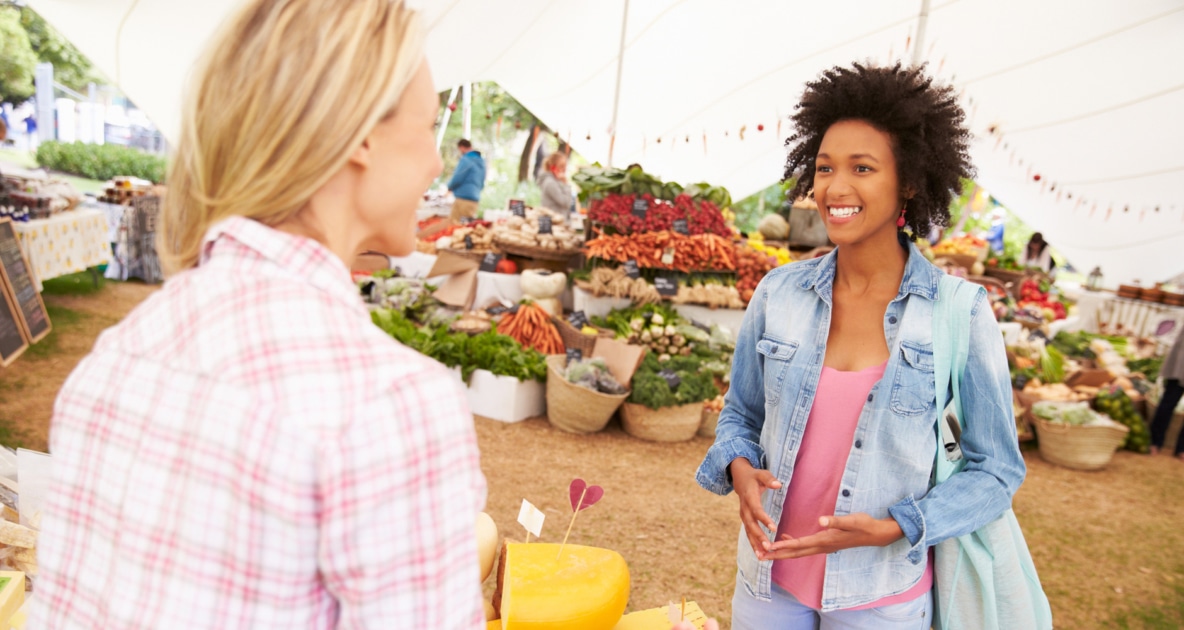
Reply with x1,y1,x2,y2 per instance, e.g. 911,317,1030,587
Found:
1,274,1182,628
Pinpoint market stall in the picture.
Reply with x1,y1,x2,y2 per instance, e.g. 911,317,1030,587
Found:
11,209,111,292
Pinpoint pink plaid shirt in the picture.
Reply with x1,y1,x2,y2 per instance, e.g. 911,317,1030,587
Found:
32,217,487,629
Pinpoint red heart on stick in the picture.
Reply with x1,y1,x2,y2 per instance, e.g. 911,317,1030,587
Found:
569,479,604,512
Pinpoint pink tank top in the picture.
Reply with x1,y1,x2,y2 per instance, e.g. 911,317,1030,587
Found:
771,361,933,610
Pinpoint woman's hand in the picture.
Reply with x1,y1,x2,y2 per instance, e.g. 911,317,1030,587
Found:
760,513,904,560
729,458,782,559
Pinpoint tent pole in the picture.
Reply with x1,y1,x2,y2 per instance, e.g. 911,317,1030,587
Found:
462,82,473,140
912,0,931,66
607,0,630,168
436,85,459,150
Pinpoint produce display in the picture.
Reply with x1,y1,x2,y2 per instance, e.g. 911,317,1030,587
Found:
985,252,1022,271
564,358,628,395
585,232,736,272
371,308,547,382
1031,401,1115,427
735,244,778,303
1093,386,1152,453
440,221,496,252
669,279,746,310
492,542,630,630
576,266,663,304
628,353,720,410
933,234,988,258
756,213,790,240
493,209,583,251
592,305,688,359
451,310,494,335
1017,278,1068,322
573,165,732,209
497,302,565,355
745,235,794,266
586,193,731,237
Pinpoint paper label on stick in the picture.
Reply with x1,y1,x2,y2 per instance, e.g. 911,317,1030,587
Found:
518,499,545,538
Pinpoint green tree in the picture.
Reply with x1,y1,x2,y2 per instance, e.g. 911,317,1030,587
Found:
20,7,100,93
0,7,37,103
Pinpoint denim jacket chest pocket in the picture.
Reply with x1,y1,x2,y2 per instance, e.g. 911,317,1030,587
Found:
756,336,799,406
891,340,936,417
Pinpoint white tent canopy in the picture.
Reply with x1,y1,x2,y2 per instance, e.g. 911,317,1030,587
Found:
26,0,1184,286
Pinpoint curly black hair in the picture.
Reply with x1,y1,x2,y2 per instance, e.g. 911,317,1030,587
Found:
784,62,974,235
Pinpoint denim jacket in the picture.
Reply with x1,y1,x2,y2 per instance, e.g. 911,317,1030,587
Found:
696,243,1026,611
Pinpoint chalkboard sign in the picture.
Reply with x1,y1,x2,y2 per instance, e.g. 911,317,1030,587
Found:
631,198,649,219
0,219,50,344
692,319,711,333
509,199,526,217
464,234,474,250
623,260,640,279
538,215,553,234
568,310,589,330
654,276,679,296
658,368,681,390
565,347,583,366
672,218,689,235
479,252,503,273
487,304,510,316
0,277,28,367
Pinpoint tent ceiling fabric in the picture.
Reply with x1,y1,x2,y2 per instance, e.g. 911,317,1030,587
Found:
26,0,1184,285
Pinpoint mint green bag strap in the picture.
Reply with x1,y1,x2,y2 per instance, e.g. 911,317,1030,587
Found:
931,275,1053,630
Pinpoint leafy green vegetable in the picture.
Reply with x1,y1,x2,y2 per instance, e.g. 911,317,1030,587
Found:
627,352,720,409
1127,357,1164,382
1040,345,1065,384
370,309,547,382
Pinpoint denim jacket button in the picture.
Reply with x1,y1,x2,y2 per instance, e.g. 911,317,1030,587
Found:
841,489,850,497
855,440,863,449
867,393,873,402
889,316,898,324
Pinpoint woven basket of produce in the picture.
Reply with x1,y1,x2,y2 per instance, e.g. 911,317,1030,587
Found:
983,267,1026,286
552,316,613,355
620,402,703,442
544,356,629,434
699,409,721,439
495,238,584,262
1033,417,1129,471
938,253,978,271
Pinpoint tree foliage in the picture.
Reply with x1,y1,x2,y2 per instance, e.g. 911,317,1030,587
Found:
20,7,101,93
0,7,37,103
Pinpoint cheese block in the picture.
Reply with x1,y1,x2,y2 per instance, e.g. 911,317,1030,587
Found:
494,542,630,630
0,572,25,629
476,513,499,582
612,601,708,630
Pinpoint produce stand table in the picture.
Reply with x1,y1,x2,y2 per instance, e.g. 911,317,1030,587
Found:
1074,290,1184,344
12,208,112,291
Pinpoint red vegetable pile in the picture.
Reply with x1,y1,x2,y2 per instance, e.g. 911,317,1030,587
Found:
588,193,730,237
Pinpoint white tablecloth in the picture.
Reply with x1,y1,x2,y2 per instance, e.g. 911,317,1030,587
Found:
13,208,113,291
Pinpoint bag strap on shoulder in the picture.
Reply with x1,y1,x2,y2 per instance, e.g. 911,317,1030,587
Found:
933,275,985,483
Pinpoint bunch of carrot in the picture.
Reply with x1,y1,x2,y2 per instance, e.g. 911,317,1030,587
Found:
585,232,736,272
497,302,565,355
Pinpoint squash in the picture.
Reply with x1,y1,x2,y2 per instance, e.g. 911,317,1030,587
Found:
757,214,790,240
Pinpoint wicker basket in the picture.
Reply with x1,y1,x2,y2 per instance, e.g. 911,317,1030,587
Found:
544,356,628,434
983,267,1026,287
552,316,613,355
1033,417,1129,471
699,408,721,438
494,237,583,262
619,402,702,442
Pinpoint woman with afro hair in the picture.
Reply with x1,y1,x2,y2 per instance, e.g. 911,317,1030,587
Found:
696,62,1032,628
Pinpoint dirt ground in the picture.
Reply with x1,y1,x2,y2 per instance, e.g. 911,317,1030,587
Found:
3,279,1183,629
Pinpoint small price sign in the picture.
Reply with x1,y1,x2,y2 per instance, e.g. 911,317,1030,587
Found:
459,216,474,225
692,319,711,333
631,198,649,219
479,252,503,272
654,276,678,296
672,218,689,235
624,260,641,279
487,304,510,316
658,368,681,390
464,234,475,250
509,199,526,217
538,215,553,234
568,310,589,330
565,347,583,366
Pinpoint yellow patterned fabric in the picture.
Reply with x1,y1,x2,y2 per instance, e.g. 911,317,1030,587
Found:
13,209,112,291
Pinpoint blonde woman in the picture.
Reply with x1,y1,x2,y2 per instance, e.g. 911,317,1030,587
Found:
31,1,487,628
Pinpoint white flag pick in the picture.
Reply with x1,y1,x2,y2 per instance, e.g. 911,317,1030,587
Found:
517,499,545,542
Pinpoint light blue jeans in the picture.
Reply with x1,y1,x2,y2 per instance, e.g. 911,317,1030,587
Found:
732,577,932,630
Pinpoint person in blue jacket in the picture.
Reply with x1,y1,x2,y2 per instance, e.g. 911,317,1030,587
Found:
447,138,485,221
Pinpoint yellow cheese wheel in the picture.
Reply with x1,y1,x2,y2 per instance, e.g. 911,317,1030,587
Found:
476,512,500,582
496,543,630,630
0,572,25,629
612,601,708,629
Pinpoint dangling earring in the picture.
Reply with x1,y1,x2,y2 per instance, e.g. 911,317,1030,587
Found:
896,202,908,228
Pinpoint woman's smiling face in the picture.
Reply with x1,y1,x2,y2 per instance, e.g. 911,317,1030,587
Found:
813,119,904,247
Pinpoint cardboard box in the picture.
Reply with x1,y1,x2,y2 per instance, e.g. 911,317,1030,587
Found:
1065,369,1114,388
428,250,481,310
467,369,546,423
592,337,647,386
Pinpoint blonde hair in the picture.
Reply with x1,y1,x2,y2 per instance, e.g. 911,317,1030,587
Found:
160,0,425,273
